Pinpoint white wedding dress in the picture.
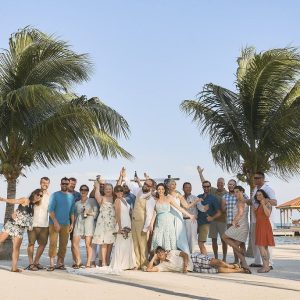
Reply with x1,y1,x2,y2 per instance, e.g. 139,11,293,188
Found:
68,199,136,276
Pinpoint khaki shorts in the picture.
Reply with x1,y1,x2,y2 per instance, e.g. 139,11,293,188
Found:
198,224,210,242
28,227,49,246
208,221,227,239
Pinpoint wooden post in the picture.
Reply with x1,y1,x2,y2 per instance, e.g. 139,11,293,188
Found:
280,209,282,228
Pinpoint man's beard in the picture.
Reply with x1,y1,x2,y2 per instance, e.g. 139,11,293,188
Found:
142,186,150,193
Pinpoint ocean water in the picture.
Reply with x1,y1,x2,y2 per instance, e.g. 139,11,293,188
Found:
0,224,299,245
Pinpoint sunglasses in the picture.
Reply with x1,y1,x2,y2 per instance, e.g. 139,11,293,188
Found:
61,183,69,185
202,185,210,188
80,189,89,192
115,190,124,193
37,194,43,197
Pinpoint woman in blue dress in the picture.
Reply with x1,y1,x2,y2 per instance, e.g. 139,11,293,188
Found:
150,183,196,251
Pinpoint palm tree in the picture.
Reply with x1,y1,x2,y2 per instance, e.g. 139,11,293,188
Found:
0,27,132,258
180,47,300,255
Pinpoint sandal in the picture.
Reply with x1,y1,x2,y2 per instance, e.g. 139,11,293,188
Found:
35,263,45,270
24,264,38,271
73,264,80,269
249,263,263,267
257,267,270,273
242,267,252,274
11,268,22,273
55,264,66,270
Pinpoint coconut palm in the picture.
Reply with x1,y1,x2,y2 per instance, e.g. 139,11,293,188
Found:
181,47,300,255
0,27,131,258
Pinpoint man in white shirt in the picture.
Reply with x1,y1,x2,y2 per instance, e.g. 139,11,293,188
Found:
182,182,199,253
26,177,51,270
249,172,277,269
120,167,156,270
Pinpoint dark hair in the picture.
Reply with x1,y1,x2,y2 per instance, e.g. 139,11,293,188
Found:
28,188,43,214
155,183,168,198
69,177,77,182
155,246,165,254
40,177,50,182
114,185,124,193
183,182,192,189
255,171,265,178
79,184,89,191
61,177,70,183
234,185,245,193
255,189,269,201
146,178,157,189
202,180,211,186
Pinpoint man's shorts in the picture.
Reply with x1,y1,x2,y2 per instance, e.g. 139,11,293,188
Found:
28,227,49,246
191,252,218,274
198,224,210,242
208,221,227,239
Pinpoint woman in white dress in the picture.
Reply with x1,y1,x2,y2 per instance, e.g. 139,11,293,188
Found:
109,185,136,272
93,182,116,266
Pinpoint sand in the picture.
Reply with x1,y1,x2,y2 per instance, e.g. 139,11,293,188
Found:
0,244,299,300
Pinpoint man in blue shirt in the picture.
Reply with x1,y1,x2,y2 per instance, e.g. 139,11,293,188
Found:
47,177,75,271
123,183,136,209
197,180,221,255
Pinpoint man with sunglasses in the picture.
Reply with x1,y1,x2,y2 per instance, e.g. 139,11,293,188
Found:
47,177,75,271
196,180,221,256
26,177,51,271
249,171,277,269
120,167,156,270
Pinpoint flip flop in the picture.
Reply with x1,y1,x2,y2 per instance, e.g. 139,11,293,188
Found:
47,266,55,272
11,268,22,273
24,264,38,271
35,263,45,270
55,265,66,270
73,264,80,269
249,263,263,267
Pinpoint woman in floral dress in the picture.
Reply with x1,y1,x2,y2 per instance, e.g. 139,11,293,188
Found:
93,182,116,266
0,189,43,272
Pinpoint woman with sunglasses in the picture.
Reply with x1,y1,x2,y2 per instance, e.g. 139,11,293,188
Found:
72,185,98,268
109,185,136,272
0,189,43,272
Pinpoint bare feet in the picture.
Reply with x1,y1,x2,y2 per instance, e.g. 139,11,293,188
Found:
257,267,270,273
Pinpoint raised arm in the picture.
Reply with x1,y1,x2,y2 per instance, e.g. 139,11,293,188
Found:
197,166,206,183
94,181,104,205
0,197,27,205
117,167,124,186
122,168,141,196
261,199,272,217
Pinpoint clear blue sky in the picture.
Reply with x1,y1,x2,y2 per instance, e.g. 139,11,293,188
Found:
0,0,300,222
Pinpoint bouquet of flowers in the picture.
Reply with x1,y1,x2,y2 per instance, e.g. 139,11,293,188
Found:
114,226,131,239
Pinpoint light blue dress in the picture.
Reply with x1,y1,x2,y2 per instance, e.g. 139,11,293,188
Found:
151,202,176,251
169,195,191,255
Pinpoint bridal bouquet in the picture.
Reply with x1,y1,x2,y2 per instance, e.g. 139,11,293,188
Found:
113,226,131,239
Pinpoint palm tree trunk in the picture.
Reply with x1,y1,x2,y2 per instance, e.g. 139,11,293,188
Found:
0,178,16,259
246,175,255,258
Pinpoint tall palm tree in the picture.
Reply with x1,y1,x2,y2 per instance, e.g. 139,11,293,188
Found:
181,47,300,255
0,27,132,258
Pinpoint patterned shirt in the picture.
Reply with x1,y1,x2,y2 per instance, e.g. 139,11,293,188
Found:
191,252,218,274
224,192,249,225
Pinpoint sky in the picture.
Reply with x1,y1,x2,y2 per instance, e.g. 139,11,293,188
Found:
0,0,300,223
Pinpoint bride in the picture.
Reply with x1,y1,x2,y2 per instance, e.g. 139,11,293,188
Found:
109,185,136,272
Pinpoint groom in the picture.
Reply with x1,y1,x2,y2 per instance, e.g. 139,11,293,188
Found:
120,168,156,270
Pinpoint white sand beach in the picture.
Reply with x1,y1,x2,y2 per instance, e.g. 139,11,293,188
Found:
0,244,299,300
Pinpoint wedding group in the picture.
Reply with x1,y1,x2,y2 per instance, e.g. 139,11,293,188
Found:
0,166,276,275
